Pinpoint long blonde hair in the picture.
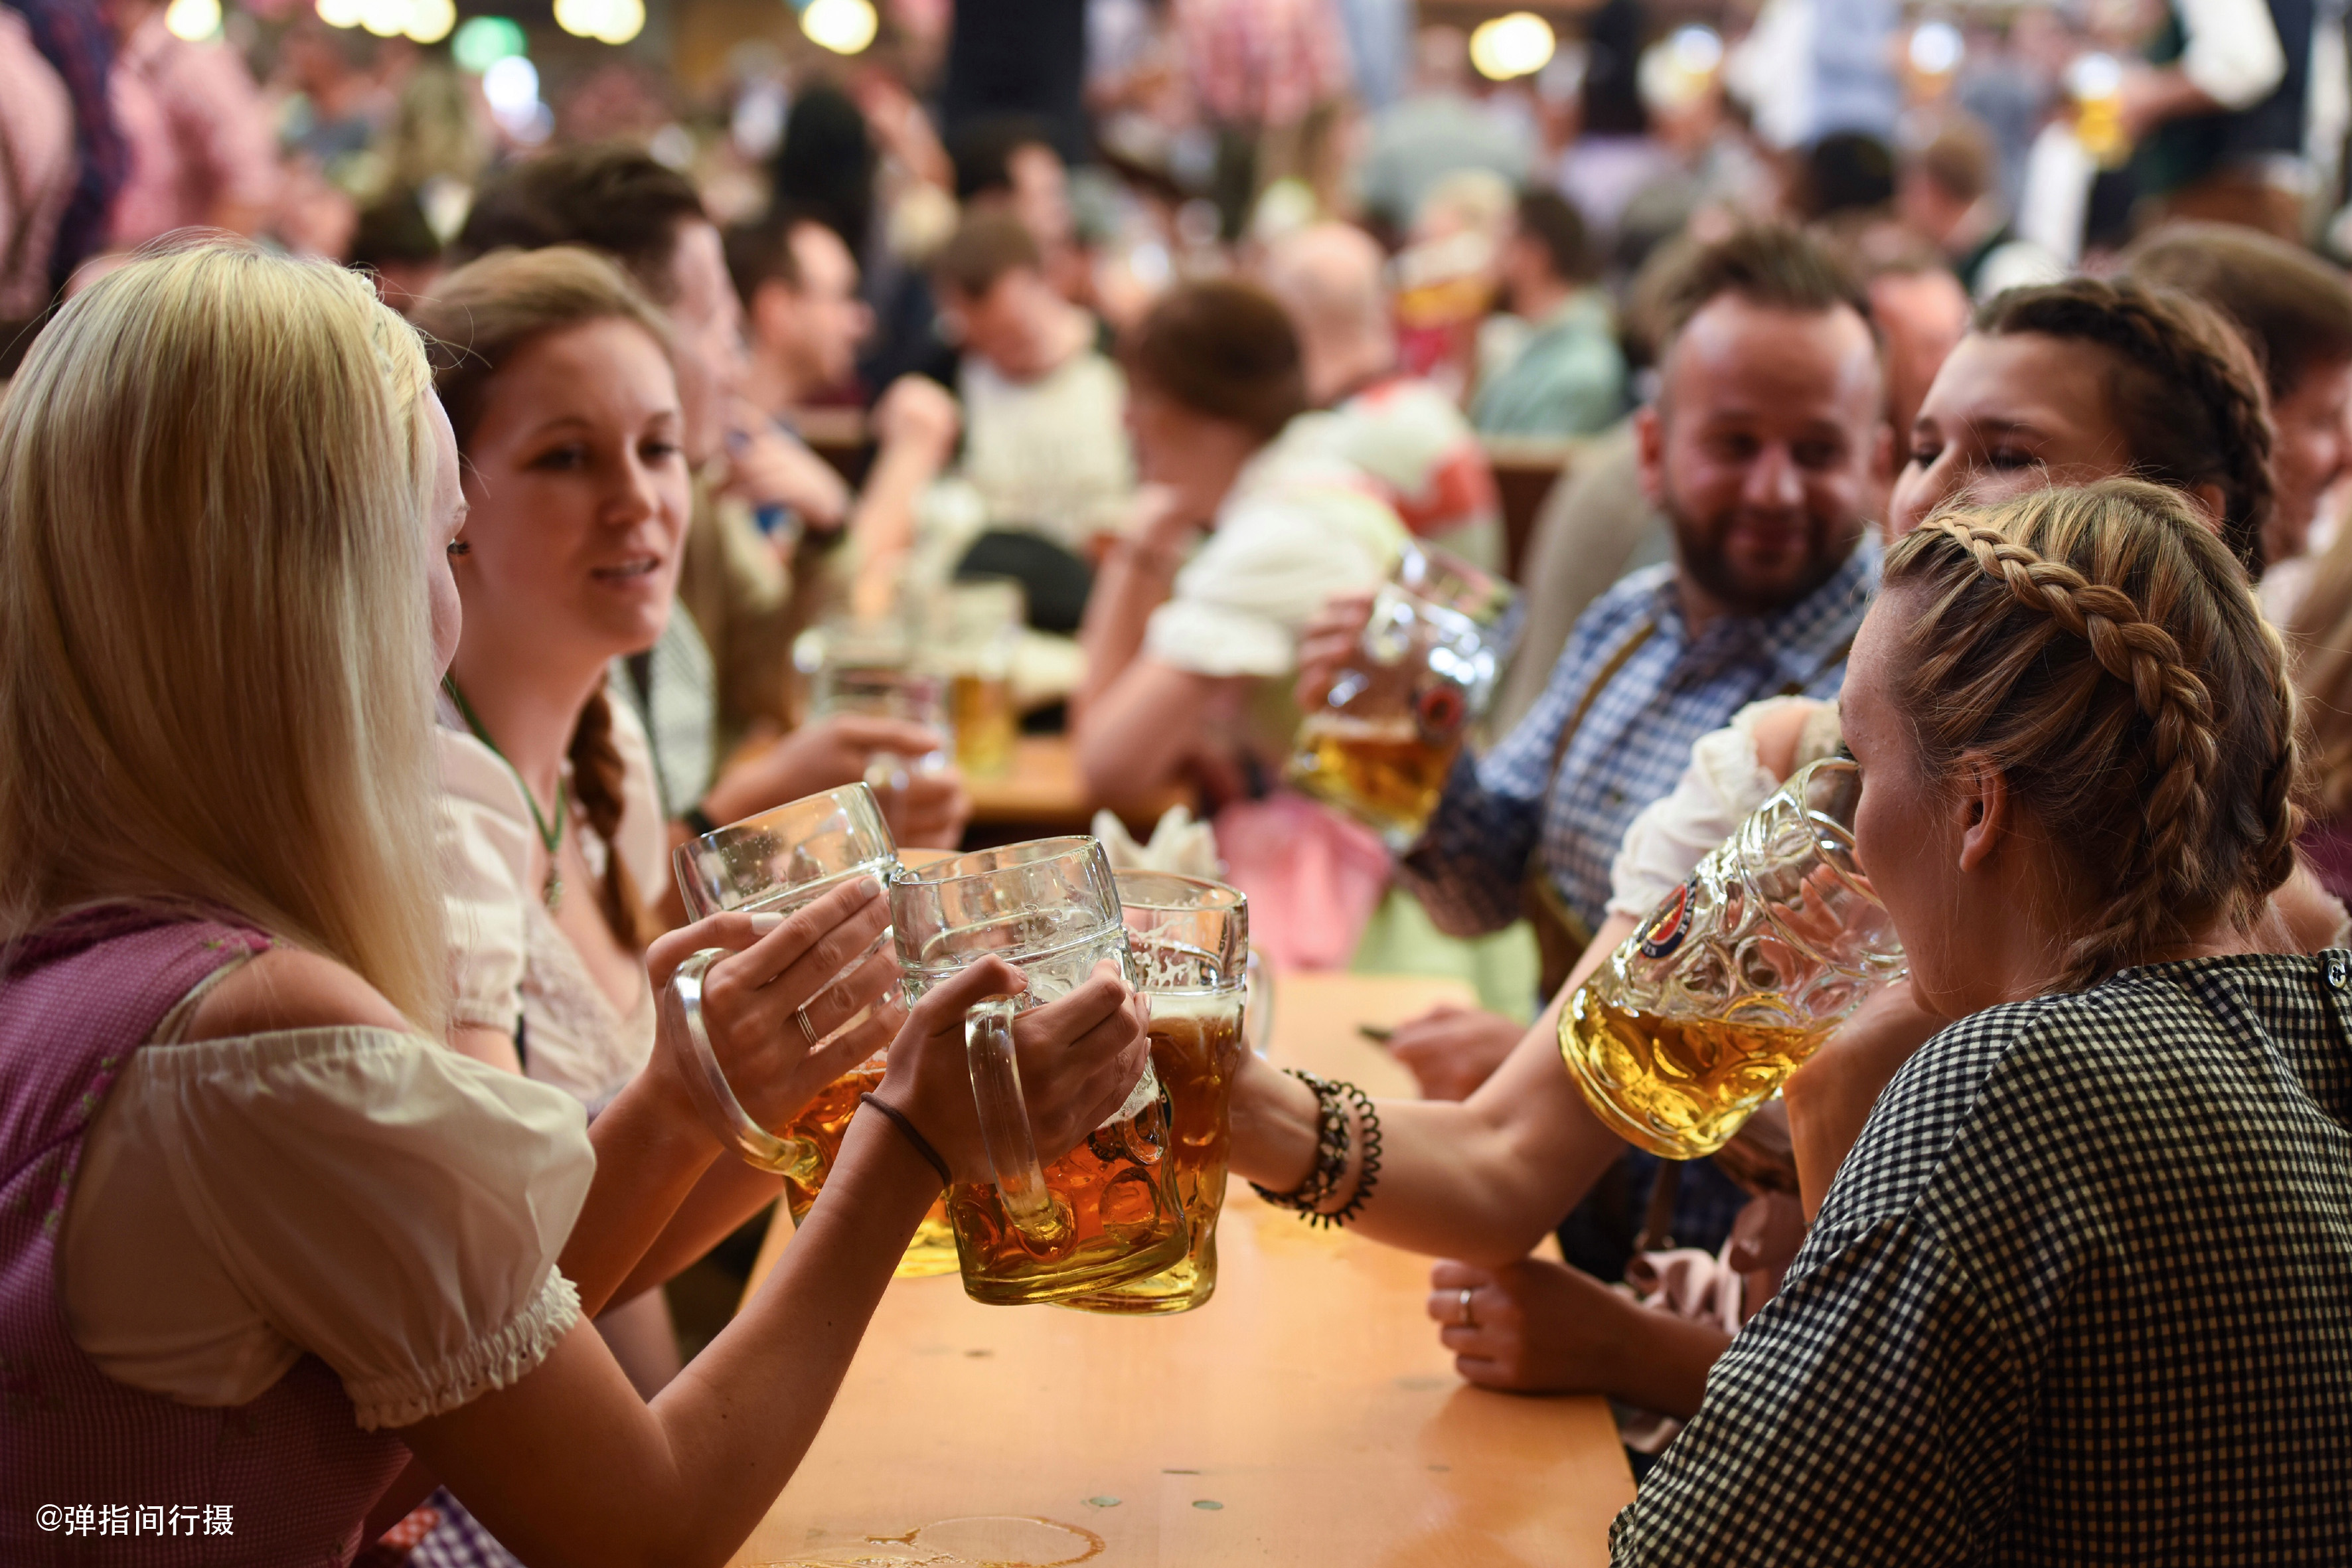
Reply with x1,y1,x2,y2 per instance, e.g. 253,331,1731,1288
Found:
1885,479,2302,990
0,242,449,1032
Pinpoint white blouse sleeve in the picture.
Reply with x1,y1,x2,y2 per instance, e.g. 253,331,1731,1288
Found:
62,1026,595,1430
1605,697,1820,921
439,728,534,1033
1144,489,1401,678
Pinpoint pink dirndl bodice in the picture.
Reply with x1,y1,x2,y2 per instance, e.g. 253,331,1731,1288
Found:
0,909,408,1565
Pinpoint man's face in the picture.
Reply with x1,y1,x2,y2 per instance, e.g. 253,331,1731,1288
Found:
1638,295,1885,615
949,267,1058,382
767,223,880,394
664,218,745,467
1007,143,1073,254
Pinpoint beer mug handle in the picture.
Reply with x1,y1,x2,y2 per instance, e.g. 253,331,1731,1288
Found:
1244,947,1276,1059
964,996,1075,1245
665,949,821,1183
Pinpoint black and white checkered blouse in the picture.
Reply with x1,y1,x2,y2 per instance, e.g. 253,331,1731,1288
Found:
1612,952,2352,1563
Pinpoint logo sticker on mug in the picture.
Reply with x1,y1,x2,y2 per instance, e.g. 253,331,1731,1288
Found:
1414,682,1468,741
1638,878,1697,961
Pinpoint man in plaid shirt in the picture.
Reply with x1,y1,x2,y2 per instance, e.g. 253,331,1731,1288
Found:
1368,226,1886,1263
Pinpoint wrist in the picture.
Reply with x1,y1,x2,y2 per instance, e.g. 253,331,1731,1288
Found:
1229,1057,1324,1192
1109,533,1186,578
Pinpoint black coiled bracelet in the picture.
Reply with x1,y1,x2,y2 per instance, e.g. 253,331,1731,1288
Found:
1249,1067,1382,1229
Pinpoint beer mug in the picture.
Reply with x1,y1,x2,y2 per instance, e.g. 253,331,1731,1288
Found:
1065,872,1250,1315
1560,758,1907,1160
1288,542,1519,848
668,784,957,1277
890,836,1188,1306
931,579,1023,779
797,613,955,793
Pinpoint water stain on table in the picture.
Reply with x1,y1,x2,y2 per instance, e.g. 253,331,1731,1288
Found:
758,1514,1106,1568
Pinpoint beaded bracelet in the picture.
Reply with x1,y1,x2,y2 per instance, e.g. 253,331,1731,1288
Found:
1250,1068,1383,1229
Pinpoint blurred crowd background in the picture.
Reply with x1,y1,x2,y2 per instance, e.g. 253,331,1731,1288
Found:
8,0,2347,386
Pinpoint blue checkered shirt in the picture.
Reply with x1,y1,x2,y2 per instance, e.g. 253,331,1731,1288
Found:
1401,538,1881,939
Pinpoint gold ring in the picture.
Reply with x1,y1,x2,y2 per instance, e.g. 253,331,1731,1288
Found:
796,1004,819,1046
1458,1287,1476,1329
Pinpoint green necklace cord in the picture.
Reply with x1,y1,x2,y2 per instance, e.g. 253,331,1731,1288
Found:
442,674,568,911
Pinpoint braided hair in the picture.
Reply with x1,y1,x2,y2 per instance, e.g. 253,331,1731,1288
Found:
1976,279,2276,578
1885,479,2302,990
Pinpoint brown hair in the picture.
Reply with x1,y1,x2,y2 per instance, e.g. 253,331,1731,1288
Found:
2122,222,2352,402
934,208,1044,300
2286,522,2352,821
1885,479,2301,990
409,246,671,952
1975,278,2275,576
1124,279,1306,442
1909,117,1996,206
1656,224,1873,341
453,143,706,305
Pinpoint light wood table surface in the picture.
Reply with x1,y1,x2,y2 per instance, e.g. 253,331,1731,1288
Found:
729,972,1634,1568
961,735,1193,836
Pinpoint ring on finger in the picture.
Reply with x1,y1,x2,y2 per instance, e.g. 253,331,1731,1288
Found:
1458,1287,1477,1329
796,1003,820,1047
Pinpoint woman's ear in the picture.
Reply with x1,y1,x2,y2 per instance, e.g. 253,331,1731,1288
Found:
1952,754,2011,874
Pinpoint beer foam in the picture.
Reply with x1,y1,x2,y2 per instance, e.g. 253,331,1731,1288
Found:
1143,987,1245,1022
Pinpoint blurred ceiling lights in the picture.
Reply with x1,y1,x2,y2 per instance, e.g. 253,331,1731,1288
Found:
1470,12,1555,82
801,0,878,55
163,0,220,39
314,0,455,43
554,0,645,44
452,13,527,70
1909,19,1964,76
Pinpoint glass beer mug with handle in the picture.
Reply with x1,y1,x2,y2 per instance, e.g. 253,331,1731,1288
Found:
890,836,1189,1306
1560,757,1908,1160
1065,872,1250,1315
1288,541,1519,848
667,783,958,1278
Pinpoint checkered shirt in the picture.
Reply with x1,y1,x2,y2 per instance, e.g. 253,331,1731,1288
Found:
1612,951,2352,1564
1401,538,1880,939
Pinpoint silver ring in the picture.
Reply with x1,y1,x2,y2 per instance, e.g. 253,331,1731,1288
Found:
795,1003,819,1046
1458,1287,1477,1329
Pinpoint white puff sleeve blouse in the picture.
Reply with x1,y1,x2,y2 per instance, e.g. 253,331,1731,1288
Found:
61,1000,595,1431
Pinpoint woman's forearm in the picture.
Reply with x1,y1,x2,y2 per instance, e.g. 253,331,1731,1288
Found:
562,1073,726,1316
1227,984,1626,1265
612,1156,785,1302
407,1113,941,1568
1073,540,1178,720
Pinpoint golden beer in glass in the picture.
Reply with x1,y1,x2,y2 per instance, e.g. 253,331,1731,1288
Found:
1067,872,1251,1314
1561,759,1907,1159
892,838,1188,1305
668,787,949,1277
777,1064,958,1275
1289,542,1517,848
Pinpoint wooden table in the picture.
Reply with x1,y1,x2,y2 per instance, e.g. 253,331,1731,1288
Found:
729,973,1634,1568
962,734,1194,840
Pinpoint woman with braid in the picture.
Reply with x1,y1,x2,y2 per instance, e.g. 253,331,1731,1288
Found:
406,250,696,1409
1612,479,2351,1559
1398,276,2339,1409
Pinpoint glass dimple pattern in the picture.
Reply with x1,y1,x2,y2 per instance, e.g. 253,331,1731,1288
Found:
1561,760,1909,1158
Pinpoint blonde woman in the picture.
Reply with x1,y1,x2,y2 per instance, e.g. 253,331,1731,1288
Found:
0,241,1148,1565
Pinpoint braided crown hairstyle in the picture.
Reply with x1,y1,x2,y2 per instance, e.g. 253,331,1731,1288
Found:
411,246,674,953
1885,479,2302,991
1975,279,2275,577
